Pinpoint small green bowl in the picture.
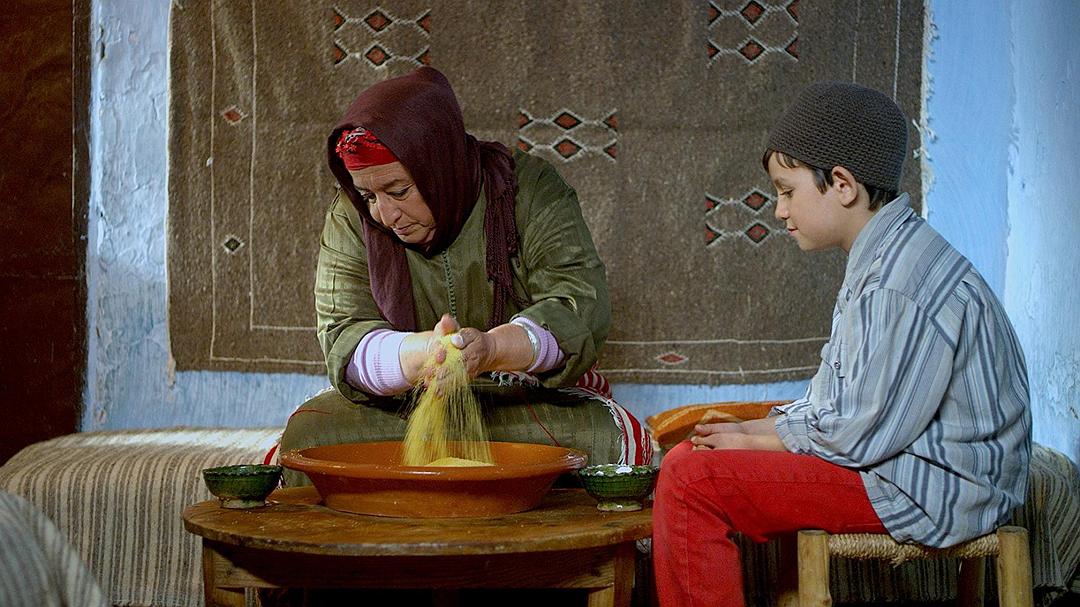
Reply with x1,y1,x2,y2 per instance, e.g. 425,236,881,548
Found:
202,464,283,509
578,464,658,512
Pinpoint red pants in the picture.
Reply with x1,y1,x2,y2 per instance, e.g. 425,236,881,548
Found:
652,442,887,607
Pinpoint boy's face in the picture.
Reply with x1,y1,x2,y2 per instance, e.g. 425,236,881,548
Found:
767,153,852,252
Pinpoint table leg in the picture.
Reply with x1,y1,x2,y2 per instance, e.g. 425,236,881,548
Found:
202,543,245,607
586,542,636,607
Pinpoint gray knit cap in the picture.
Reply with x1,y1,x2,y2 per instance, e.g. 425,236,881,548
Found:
764,81,908,191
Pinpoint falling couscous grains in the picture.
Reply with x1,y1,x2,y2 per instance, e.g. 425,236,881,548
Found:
401,335,494,467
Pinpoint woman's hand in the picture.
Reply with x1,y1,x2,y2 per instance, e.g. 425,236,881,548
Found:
401,316,537,382
444,321,535,378
447,326,498,377
399,314,458,385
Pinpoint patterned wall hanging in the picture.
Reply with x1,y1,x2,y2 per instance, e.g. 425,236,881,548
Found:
169,0,924,384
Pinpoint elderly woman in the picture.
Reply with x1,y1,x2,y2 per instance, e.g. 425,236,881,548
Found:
279,67,649,483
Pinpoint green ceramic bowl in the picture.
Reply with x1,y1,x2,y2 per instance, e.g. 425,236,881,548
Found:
202,464,282,509
578,464,658,512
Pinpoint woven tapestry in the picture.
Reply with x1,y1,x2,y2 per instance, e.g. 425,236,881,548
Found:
168,0,924,384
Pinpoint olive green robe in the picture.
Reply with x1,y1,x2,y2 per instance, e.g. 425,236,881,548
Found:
281,152,624,484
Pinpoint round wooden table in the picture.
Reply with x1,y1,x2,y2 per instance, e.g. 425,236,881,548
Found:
182,487,652,607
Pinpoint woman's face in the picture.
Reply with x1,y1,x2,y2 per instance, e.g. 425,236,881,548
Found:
349,162,436,245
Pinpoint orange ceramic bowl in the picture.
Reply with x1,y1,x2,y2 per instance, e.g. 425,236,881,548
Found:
280,441,587,518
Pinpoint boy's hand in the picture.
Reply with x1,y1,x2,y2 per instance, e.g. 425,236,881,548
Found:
691,420,742,450
691,418,789,452
693,422,741,437
692,432,749,450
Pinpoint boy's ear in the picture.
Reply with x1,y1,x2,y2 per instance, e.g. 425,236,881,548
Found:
830,166,860,207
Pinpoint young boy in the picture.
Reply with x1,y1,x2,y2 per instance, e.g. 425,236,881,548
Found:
652,81,1032,607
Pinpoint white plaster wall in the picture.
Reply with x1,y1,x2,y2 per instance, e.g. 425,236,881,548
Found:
1003,0,1080,466
84,0,325,430
86,0,1077,466
611,380,806,421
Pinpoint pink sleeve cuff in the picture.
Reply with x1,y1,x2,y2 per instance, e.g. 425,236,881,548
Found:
510,317,565,374
345,329,411,396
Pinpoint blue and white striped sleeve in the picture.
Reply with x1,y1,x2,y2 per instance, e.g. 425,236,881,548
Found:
771,383,811,417
775,288,956,467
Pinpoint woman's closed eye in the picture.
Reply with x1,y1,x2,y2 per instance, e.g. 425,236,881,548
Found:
360,186,411,204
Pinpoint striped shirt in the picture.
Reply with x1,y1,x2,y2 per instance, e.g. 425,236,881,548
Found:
774,194,1032,547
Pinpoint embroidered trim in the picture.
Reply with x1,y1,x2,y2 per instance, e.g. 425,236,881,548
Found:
440,251,458,319
489,370,540,387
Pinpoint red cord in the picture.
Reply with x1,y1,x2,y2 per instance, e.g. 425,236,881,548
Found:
526,403,561,446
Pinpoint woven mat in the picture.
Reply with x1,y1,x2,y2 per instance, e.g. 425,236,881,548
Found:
168,0,924,383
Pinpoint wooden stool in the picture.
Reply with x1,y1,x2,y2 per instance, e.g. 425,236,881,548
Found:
794,526,1033,607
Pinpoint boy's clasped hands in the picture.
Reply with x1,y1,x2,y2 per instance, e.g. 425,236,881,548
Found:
690,417,786,451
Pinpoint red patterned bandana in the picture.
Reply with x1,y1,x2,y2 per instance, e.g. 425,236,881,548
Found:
335,127,398,170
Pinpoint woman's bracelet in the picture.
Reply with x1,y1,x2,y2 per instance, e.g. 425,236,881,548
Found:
520,322,541,367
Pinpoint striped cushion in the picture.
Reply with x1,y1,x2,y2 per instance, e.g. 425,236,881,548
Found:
0,428,281,607
1010,444,1080,604
0,490,108,607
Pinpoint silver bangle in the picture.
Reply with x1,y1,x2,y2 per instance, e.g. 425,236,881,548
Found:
520,323,541,366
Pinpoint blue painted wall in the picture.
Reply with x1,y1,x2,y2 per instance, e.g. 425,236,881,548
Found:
921,0,1079,466
920,1,1012,293
1001,1,1080,466
85,0,1078,466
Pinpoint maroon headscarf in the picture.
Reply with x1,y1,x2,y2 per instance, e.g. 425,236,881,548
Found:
327,66,526,331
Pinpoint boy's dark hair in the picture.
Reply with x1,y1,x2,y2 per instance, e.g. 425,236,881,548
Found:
762,149,898,210
763,81,909,199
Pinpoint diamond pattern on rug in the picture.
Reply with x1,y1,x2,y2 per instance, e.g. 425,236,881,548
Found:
704,189,778,247
518,108,618,163
333,6,431,68
167,0,924,383
707,0,798,66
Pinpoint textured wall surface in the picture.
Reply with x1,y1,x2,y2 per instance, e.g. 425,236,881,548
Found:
921,0,1012,292
84,0,325,431
1002,0,1080,466
923,0,1079,466
86,0,1078,467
